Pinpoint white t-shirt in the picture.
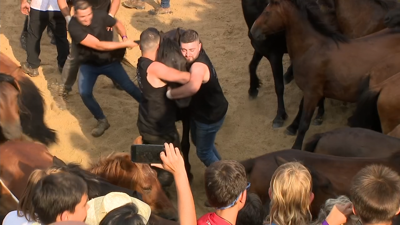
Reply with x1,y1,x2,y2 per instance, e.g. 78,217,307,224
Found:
2,211,41,225
30,0,60,11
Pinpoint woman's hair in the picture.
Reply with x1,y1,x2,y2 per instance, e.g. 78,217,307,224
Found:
17,168,63,221
310,195,360,225
266,162,313,225
99,203,146,225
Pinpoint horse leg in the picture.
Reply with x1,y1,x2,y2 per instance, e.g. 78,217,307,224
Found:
267,53,288,128
248,51,263,98
283,64,294,84
313,97,325,126
292,95,322,150
286,97,304,136
180,109,193,183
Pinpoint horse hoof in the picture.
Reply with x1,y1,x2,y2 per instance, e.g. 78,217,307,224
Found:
272,119,284,128
312,118,323,126
284,73,294,84
248,88,259,99
285,127,297,136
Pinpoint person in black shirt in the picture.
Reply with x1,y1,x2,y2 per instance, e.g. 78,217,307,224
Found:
57,0,121,97
167,29,228,167
68,0,141,137
136,28,190,187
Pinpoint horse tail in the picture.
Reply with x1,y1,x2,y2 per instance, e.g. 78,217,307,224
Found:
348,77,382,132
240,158,256,174
303,132,324,152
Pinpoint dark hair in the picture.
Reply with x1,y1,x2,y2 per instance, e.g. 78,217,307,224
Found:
350,165,400,223
237,193,265,225
74,0,91,11
180,29,200,43
139,27,161,52
204,160,247,208
32,173,88,224
99,203,146,225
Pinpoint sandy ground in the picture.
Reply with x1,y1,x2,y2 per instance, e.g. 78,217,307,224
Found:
0,0,354,218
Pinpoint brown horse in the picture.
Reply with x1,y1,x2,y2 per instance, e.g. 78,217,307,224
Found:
242,149,400,218
389,124,400,138
351,72,400,135
0,74,22,141
304,127,400,157
250,0,400,149
0,140,178,220
0,53,57,146
0,179,19,222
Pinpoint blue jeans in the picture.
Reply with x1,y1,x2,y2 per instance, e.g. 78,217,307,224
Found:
190,116,225,167
141,0,169,7
78,62,141,120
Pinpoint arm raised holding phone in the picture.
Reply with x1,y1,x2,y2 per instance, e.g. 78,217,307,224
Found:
151,143,197,225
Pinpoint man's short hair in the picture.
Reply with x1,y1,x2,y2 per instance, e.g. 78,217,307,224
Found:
350,165,400,223
32,173,88,224
139,28,161,52
74,0,91,11
204,160,247,208
237,193,265,225
180,29,200,43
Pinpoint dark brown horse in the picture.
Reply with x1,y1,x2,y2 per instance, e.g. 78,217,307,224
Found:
304,127,400,157
242,149,400,217
0,53,57,146
241,0,397,128
351,72,400,135
0,140,178,221
250,0,400,149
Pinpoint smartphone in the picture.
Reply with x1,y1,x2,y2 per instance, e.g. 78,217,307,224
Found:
131,144,164,164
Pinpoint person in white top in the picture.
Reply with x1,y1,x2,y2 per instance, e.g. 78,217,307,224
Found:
20,0,69,77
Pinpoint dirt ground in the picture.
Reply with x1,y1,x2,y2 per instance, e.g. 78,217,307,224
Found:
0,0,353,218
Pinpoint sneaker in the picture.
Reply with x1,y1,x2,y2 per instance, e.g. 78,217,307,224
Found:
149,7,172,15
122,0,145,9
91,118,110,137
21,62,39,77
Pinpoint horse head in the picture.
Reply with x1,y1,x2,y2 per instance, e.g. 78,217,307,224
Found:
89,153,178,221
0,73,22,141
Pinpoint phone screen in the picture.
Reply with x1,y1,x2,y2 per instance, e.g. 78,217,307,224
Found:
131,144,164,164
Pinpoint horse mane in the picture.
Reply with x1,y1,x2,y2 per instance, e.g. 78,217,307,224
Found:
290,0,349,44
0,73,19,91
89,153,144,188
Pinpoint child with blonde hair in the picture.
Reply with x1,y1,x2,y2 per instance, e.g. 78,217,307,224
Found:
265,162,314,225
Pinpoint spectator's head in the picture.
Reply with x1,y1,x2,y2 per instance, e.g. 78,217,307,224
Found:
73,0,93,26
350,165,400,224
204,160,248,212
311,195,360,225
18,168,63,222
85,192,151,225
267,162,313,225
32,173,89,225
237,193,265,225
180,29,201,63
139,28,161,53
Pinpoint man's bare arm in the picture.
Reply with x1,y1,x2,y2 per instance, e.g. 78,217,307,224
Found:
168,63,207,99
148,62,191,84
108,0,120,17
80,34,137,51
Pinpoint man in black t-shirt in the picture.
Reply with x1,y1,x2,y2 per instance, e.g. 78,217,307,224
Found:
57,0,121,97
68,0,141,137
166,29,229,167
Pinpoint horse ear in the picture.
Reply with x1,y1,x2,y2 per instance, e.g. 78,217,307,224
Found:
119,154,134,172
275,156,289,166
308,166,333,194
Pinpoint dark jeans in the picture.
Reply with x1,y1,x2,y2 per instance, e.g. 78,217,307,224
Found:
140,0,170,7
141,129,180,188
191,115,225,167
26,9,69,69
78,61,141,120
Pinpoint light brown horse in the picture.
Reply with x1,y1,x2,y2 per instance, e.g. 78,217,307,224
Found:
250,0,400,149
0,52,57,145
0,140,178,220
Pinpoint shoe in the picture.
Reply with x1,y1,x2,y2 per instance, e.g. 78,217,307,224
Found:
122,0,145,9
91,118,110,137
149,7,172,15
21,62,39,77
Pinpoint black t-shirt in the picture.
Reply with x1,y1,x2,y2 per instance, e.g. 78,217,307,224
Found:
189,49,228,124
136,57,178,136
68,10,125,65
